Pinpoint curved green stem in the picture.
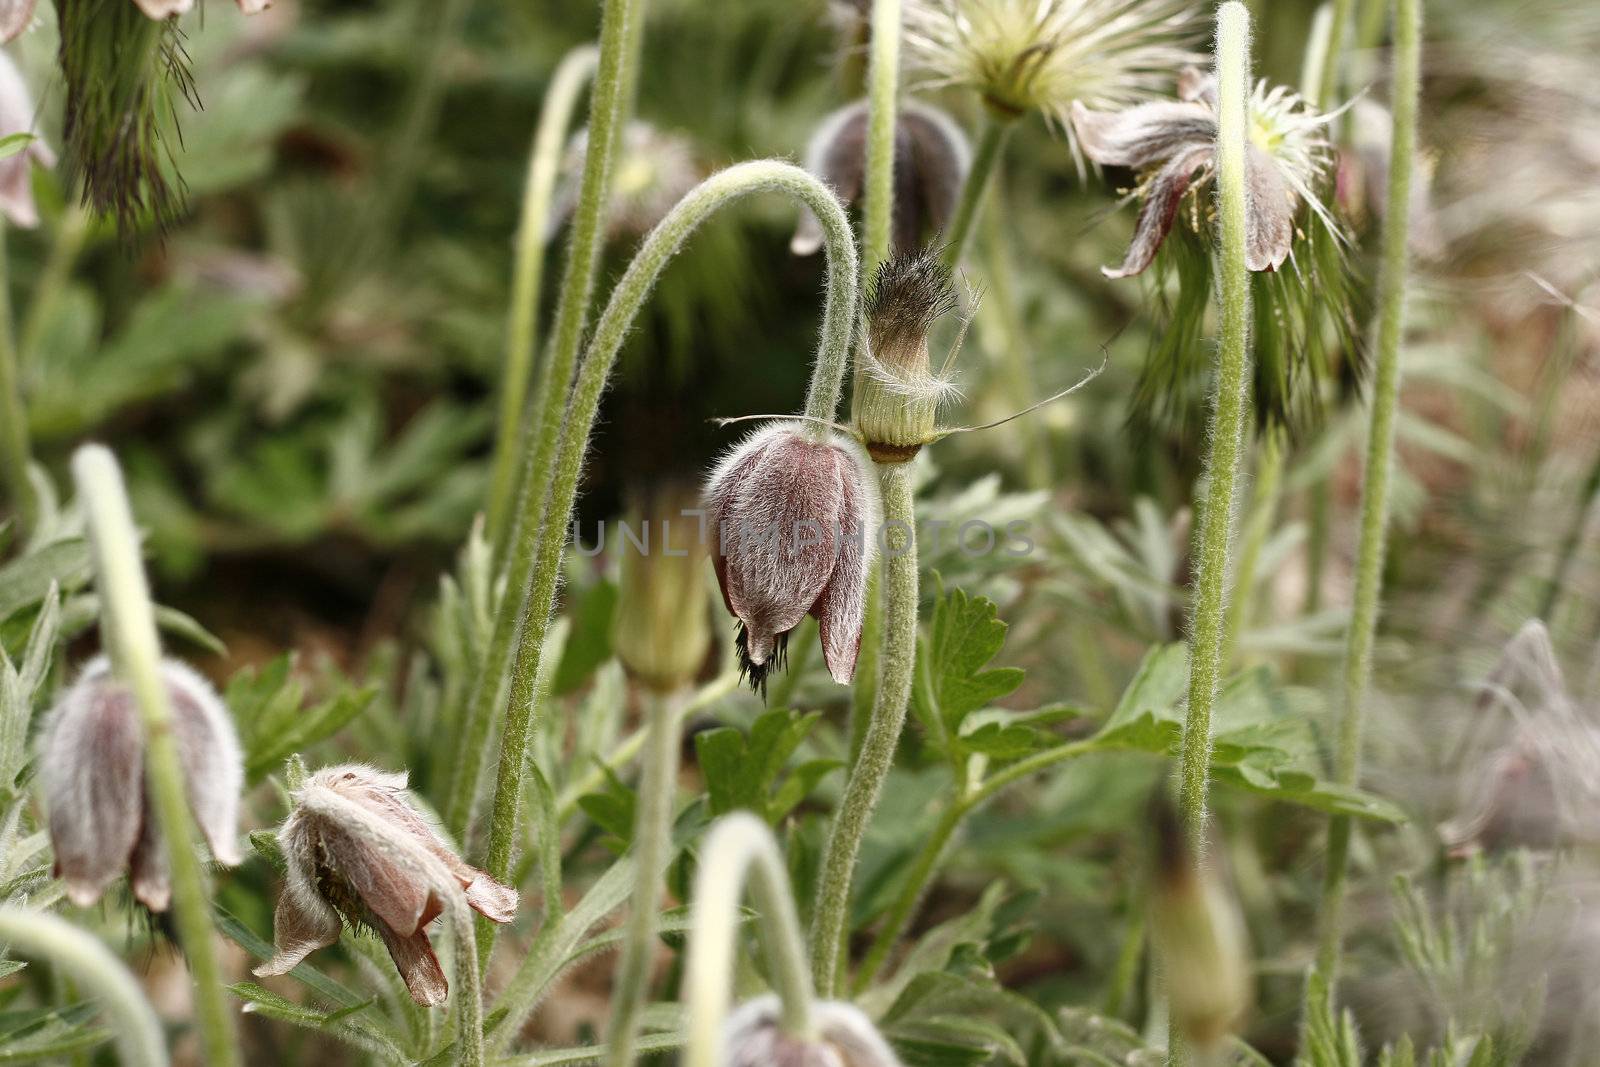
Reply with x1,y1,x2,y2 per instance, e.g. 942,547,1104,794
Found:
0,221,34,534
940,116,1011,268
1178,1,1253,860
0,906,168,1067
486,45,600,546
446,0,643,837
811,463,917,996
853,738,1097,991
861,0,902,277
71,445,240,1067
685,813,817,1067
604,688,686,1067
476,161,859,967
1315,0,1421,983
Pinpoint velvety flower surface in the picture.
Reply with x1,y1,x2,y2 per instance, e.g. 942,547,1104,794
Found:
791,98,970,258
256,764,517,1006
704,423,879,692
40,657,242,911
0,50,56,228
1071,67,1337,277
724,996,902,1067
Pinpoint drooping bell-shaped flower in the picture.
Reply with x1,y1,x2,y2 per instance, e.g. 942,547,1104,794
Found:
704,423,879,693
723,996,903,1067
40,657,243,911
0,50,55,228
791,98,970,258
256,764,517,1005
1071,66,1338,277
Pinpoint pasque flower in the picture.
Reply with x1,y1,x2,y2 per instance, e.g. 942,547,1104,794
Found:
704,423,879,693
40,657,242,911
723,996,902,1067
904,0,1199,130
0,50,55,228
256,764,517,1005
1072,66,1338,278
791,99,970,258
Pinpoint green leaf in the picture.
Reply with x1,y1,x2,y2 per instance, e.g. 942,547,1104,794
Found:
912,584,1025,756
577,762,636,850
0,133,35,162
1100,642,1188,734
0,541,90,624
693,708,838,823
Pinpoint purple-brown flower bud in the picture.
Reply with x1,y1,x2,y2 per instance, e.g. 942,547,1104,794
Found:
40,657,243,911
792,99,970,258
704,423,879,694
255,764,517,1006
723,996,902,1067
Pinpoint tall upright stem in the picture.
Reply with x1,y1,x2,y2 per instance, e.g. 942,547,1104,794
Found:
446,0,643,837
1177,1,1254,860
71,445,240,1067
685,814,816,1067
940,117,1011,268
1315,0,1421,982
0,221,34,534
485,46,600,545
810,463,917,996
475,162,858,966
604,688,685,1067
860,0,902,277
0,907,167,1067
1313,0,1355,108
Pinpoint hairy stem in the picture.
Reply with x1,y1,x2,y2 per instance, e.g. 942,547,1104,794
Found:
604,688,685,1067
685,814,816,1067
0,221,33,534
1178,1,1254,860
476,161,858,967
1315,0,1421,983
485,45,600,546
811,463,917,996
860,0,902,277
446,0,643,837
0,907,167,1067
72,445,239,1067
940,116,1011,268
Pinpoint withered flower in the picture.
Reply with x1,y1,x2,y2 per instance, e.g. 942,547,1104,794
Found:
724,996,902,1067
0,50,55,228
791,99,970,258
1072,66,1338,277
256,764,517,1006
704,423,879,693
40,657,242,911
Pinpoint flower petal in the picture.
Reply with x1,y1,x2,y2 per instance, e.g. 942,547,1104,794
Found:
0,0,38,43
1177,66,1218,109
1071,100,1213,169
129,815,172,912
131,0,193,18
793,102,867,256
1103,146,1210,279
41,662,144,908
1245,144,1295,272
812,445,877,684
165,660,244,867
375,923,448,1007
255,881,342,978
314,818,433,936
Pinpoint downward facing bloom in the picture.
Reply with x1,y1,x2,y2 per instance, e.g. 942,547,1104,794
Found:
256,764,517,1006
1072,67,1338,277
724,996,902,1067
40,657,242,910
704,423,879,693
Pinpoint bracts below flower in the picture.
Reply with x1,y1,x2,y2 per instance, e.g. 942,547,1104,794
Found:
256,764,517,1006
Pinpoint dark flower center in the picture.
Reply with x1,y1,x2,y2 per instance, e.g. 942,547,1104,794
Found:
735,623,791,700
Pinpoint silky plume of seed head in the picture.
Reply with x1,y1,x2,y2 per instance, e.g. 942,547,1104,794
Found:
852,249,960,464
1148,792,1250,1054
612,484,713,693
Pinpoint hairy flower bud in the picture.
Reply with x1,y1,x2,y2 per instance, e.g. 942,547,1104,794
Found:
612,485,713,692
853,250,959,463
0,50,55,228
724,996,902,1067
792,99,970,258
1148,796,1249,1053
40,657,243,911
256,765,517,1006
704,423,879,693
